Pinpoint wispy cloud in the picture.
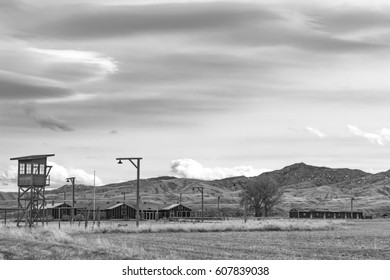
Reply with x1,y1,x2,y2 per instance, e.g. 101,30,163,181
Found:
0,70,73,100
28,48,118,82
24,103,74,132
305,127,327,138
170,158,268,180
348,124,390,145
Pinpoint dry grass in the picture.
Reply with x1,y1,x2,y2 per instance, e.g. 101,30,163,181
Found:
3,219,384,260
97,219,342,234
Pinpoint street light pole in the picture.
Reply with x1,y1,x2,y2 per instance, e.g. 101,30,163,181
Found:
116,157,142,227
192,187,204,222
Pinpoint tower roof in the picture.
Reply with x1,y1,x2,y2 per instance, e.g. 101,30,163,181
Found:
10,154,55,161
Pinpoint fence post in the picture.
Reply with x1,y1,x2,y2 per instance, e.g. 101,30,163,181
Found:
85,209,90,229
78,212,82,228
58,209,61,229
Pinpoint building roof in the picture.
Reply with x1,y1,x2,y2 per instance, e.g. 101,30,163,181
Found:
161,203,180,211
72,201,136,211
74,201,113,210
10,154,55,161
160,203,192,211
46,202,71,209
106,202,136,210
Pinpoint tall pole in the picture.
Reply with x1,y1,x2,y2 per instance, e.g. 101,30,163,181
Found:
136,158,140,227
66,177,76,223
116,157,142,228
93,170,96,221
193,187,204,223
72,179,75,218
217,196,220,211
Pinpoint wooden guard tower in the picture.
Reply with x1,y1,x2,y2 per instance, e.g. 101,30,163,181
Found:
10,154,54,227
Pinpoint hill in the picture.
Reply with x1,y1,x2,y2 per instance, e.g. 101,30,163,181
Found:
1,163,390,216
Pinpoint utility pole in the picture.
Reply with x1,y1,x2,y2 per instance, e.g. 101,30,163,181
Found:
66,177,76,222
192,187,204,222
117,157,142,227
93,170,96,221
122,192,126,203
351,197,355,219
217,196,220,211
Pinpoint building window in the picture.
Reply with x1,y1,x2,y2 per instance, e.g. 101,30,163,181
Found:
19,163,25,174
26,164,31,174
33,163,39,174
39,164,45,175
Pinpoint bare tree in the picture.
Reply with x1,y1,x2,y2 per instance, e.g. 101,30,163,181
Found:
240,175,284,217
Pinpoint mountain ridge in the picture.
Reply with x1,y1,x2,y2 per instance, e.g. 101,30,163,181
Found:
1,162,389,216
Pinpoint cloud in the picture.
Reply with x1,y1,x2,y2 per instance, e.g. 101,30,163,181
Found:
20,2,384,53
348,124,390,145
48,161,103,187
0,70,73,100
0,165,18,188
24,103,74,132
23,3,279,39
170,158,268,180
305,127,327,138
28,48,118,82
308,7,390,34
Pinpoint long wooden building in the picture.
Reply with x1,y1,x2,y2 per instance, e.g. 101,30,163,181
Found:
289,208,364,219
160,203,192,219
42,201,192,220
106,203,136,219
46,202,72,219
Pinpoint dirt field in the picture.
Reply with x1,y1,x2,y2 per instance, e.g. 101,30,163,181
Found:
82,220,390,259
0,219,389,259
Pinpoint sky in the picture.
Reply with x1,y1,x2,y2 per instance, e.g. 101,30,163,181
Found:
2,0,390,191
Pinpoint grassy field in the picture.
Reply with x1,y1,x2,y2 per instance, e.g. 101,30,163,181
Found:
0,219,389,259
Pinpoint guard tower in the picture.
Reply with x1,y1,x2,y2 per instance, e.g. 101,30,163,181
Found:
10,154,54,227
